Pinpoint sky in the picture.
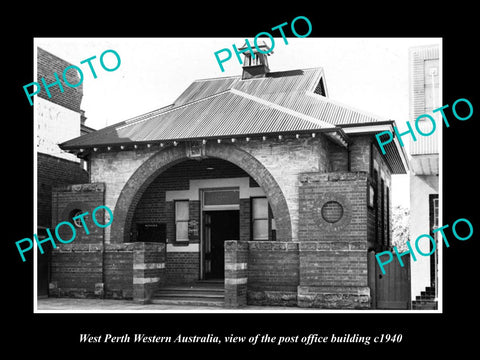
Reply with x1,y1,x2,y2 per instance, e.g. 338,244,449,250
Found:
34,37,442,208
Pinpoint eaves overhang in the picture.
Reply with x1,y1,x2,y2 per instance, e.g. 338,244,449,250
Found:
340,121,410,174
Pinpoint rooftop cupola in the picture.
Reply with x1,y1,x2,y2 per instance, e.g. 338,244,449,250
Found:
240,41,273,80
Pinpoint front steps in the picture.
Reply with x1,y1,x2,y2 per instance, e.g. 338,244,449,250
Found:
412,286,438,310
152,280,225,307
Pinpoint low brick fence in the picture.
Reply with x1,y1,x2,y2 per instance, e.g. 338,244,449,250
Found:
224,240,370,309
50,242,165,303
224,240,299,308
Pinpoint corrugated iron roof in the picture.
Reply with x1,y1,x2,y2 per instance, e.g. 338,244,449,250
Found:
60,67,387,150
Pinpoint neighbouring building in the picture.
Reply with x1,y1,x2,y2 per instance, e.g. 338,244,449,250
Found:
48,45,409,309
36,47,94,296
408,44,440,310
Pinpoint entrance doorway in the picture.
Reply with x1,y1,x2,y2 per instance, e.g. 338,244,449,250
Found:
203,210,239,279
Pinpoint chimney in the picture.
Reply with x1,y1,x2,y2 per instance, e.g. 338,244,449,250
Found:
240,41,273,80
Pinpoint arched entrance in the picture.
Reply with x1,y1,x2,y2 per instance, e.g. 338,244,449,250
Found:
110,142,292,250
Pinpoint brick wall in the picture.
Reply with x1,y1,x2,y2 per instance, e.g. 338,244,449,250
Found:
37,47,83,113
104,243,135,299
52,183,106,244
247,241,299,306
239,199,251,242
297,171,371,308
328,140,349,172
132,158,252,241
241,136,330,241
165,201,174,244
89,148,156,244
38,153,89,228
349,135,371,173
49,246,103,298
165,252,199,284
298,172,368,242
49,183,107,297
50,242,166,300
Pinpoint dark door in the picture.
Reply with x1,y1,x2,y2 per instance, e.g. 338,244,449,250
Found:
204,210,239,279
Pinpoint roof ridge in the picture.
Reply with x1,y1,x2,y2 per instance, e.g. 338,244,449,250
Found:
230,88,333,129
305,91,387,122
122,104,175,124
191,67,322,83
192,74,241,82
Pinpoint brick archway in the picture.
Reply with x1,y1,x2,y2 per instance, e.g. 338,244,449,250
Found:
110,142,292,244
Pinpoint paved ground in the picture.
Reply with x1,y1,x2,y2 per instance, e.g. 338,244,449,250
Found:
36,297,305,312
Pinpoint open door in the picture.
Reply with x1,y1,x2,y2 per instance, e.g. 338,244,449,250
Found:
203,210,239,279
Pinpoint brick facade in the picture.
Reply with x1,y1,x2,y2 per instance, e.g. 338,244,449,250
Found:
49,182,165,301
165,252,199,284
37,47,83,113
100,140,295,245
247,241,299,306
49,131,393,308
50,183,106,297
37,153,89,228
297,172,370,308
93,135,350,245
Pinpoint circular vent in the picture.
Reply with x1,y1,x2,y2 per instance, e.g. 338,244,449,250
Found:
321,201,344,223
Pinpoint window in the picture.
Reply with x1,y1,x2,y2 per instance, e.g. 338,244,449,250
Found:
203,189,239,207
243,53,267,67
175,200,189,242
314,77,326,96
70,209,84,228
251,197,275,241
381,179,385,247
386,186,390,247
368,185,375,208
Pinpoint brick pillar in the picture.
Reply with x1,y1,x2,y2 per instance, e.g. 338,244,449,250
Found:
224,241,248,308
133,242,166,304
297,241,370,309
296,172,371,309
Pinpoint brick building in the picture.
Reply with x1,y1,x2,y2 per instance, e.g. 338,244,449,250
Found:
49,47,409,309
36,47,94,296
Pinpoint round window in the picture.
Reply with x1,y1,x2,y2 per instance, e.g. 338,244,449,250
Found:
71,209,84,228
321,201,344,223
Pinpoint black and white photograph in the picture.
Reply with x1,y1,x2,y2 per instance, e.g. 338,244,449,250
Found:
31,36,441,313
7,8,478,355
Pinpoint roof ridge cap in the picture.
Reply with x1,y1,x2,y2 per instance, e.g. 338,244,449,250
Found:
193,74,241,82
116,90,232,131
305,91,387,122
230,88,333,129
